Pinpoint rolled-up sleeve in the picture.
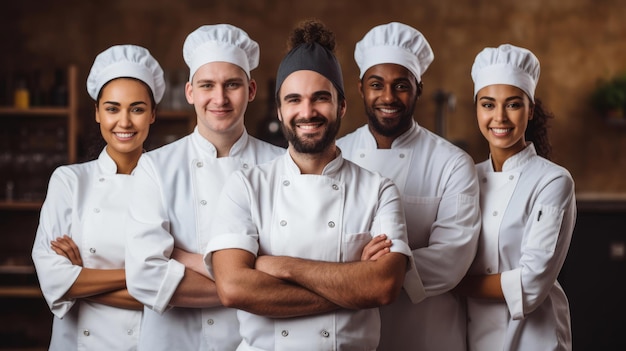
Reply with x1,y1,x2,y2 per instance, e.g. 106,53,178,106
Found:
125,157,185,314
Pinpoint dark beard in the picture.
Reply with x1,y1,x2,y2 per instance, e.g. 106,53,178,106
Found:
281,115,341,154
364,103,415,138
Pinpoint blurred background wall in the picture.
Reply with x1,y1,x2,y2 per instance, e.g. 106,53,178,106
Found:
1,0,625,193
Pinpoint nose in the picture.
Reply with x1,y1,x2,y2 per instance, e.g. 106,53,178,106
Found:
381,85,396,104
298,99,317,119
493,105,508,122
211,85,229,106
118,111,132,128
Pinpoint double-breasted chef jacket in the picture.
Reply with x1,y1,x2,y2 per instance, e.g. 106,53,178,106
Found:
32,149,141,351
125,127,284,351
204,151,419,351
337,121,481,351
467,143,575,351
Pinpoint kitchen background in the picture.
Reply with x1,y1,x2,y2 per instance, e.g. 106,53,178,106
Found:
0,0,624,349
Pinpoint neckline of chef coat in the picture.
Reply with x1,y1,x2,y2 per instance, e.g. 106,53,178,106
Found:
283,148,345,177
190,125,251,158
490,142,537,172
363,120,420,149
98,146,121,175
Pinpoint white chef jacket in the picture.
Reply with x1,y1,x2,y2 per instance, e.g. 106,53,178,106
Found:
467,144,575,351
337,121,481,351
204,151,416,351
32,149,142,351
125,127,284,351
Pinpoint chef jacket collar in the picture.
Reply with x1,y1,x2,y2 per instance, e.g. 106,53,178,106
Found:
362,120,420,149
98,147,121,175
493,142,537,172
190,126,251,158
284,148,345,177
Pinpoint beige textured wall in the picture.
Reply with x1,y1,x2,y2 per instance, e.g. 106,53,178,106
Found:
2,0,625,193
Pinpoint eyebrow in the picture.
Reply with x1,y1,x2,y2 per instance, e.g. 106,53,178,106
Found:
102,101,148,106
282,90,332,102
365,74,411,83
478,95,524,102
196,77,245,84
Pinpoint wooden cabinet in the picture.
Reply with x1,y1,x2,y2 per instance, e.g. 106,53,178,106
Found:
0,65,78,350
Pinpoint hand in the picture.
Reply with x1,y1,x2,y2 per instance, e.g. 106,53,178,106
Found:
51,235,83,266
361,234,392,261
172,247,210,278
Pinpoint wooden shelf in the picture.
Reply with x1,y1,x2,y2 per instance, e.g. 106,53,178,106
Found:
0,201,42,210
0,286,42,298
0,107,71,116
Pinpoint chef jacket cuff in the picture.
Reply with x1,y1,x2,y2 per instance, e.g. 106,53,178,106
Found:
389,239,426,303
152,259,185,314
204,233,260,280
501,268,524,320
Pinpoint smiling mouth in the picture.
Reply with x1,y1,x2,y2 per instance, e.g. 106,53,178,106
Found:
490,127,512,135
114,132,136,139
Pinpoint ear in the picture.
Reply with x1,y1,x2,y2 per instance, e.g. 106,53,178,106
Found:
150,110,156,125
185,81,194,104
338,99,347,119
358,80,364,99
276,108,283,122
248,78,257,102
94,103,101,123
528,101,535,120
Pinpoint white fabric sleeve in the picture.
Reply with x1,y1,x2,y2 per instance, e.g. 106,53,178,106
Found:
31,167,82,318
124,156,185,314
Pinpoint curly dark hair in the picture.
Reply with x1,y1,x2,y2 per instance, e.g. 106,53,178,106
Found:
287,19,336,53
526,97,553,160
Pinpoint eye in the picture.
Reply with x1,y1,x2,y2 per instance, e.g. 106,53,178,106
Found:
368,82,383,90
394,83,410,91
226,82,241,89
105,106,119,113
480,102,494,109
131,106,147,113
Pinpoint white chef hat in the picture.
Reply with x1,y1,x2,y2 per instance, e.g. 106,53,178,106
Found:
471,44,540,102
354,22,434,82
183,24,259,82
87,44,165,103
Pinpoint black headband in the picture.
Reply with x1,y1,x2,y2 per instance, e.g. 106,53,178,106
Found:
275,42,345,99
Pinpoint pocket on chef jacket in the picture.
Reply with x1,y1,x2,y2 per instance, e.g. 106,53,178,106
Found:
526,205,564,252
342,232,373,262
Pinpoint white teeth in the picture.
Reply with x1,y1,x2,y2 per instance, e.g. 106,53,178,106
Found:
491,128,510,134
380,108,399,114
115,132,135,138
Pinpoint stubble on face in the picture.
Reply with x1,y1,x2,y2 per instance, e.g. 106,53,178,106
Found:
281,106,342,154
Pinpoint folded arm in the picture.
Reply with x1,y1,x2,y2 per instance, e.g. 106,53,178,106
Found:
213,248,340,318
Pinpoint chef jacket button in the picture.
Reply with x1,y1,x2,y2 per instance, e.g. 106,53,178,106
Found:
492,211,498,216
283,180,290,186
280,220,287,226
127,329,134,335
486,268,492,273
93,208,100,213
281,330,289,337
99,177,105,182
321,330,330,338
196,161,203,168
200,200,207,206
89,248,96,254
509,175,514,180
83,329,90,336
359,153,365,158
328,221,335,228
207,319,214,325
242,163,249,169
482,178,487,183
399,153,405,159
332,184,339,190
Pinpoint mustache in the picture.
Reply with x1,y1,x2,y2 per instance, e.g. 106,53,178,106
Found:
291,116,327,125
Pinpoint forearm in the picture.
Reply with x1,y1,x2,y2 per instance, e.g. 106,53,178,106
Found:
65,268,126,299
168,268,222,308
456,273,505,301
213,249,339,318
265,253,407,309
85,288,144,310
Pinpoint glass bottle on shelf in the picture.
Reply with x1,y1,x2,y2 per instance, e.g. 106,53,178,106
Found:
50,67,68,107
13,75,30,109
